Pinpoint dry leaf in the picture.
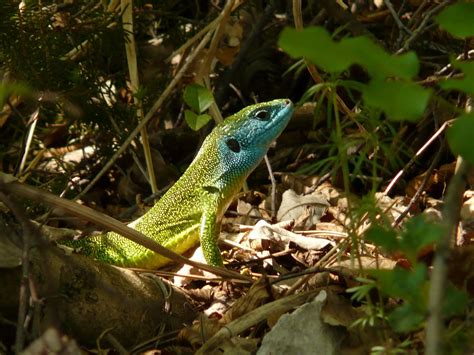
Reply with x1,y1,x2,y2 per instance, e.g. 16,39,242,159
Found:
277,189,329,228
257,291,344,355
248,220,334,251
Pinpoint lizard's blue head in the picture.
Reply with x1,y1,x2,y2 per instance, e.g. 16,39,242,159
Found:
219,98,294,151
207,98,294,189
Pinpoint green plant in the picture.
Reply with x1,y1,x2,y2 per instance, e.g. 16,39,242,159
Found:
183,83,215,130
279,0,474,350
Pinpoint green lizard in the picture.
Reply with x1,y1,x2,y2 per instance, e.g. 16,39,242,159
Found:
67,99,294,268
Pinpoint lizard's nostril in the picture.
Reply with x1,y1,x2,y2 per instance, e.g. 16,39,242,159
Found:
284,99,292,106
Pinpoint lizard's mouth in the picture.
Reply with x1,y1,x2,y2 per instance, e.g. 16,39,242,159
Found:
256,99,294,148
268,98,294,127
280,99,294,116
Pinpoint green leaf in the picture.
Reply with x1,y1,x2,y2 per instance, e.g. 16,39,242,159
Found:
365,225,399,253
399,216,444,263
184,110,212,131
183,84,214,113
279,27,419,79
343,36,419,79
133,85,147,101
441,78,474,95
298,83,328,105
0,82,30,107
346,277,376,302
440,60,474,95
436,2,474,38
362,79,431,121
366,217,443,264
443,286,468,318
369,264,428,309
388,303,425,333
279,27,354,73
447,113,474,164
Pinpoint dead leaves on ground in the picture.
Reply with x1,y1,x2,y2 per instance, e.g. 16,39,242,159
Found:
164,168,474,354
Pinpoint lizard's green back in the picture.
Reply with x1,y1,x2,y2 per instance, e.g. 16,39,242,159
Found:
66,99,294,268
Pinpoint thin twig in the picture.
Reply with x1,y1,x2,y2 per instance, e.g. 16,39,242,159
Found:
62,19,118,61
195,0,237,124
75,29,214,201
392,141,444,227
383,0,412,35
406,0,430,29
121,0,158,194
197,0,235,81
398,0,450,53
214,0,277,105
17,109,39,177
283,242,340,295
264,154,277,219
0,192,37,353
383,121,450,195
166,14,221,62
118,182,172,219
166,0,243,62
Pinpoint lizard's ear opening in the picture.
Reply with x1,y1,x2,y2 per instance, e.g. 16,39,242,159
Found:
226,138,241,153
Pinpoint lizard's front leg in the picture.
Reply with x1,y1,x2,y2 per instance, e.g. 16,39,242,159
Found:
199,199,224,267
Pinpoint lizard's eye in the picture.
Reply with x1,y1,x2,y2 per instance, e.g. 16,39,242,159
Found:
226,138,241,153
255,110,269,120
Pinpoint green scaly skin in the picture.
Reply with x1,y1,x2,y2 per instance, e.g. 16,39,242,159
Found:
66,99,294,268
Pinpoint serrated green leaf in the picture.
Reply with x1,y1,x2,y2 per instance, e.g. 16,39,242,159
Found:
343,37,419,79
184,110,212,131
279,27,353,73
363,79,431,121
279,26,420,79
447,113,474,164
436,2,474,38
183,84,214,113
